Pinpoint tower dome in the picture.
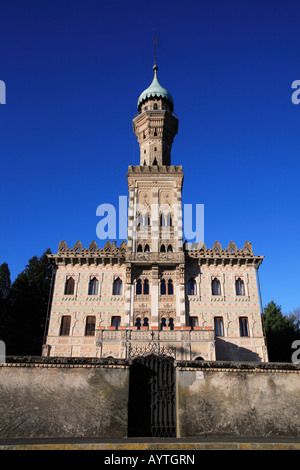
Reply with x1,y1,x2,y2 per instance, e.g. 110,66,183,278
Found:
137,65,174,111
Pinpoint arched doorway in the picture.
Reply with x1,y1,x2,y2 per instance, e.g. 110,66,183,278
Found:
128,354,176,437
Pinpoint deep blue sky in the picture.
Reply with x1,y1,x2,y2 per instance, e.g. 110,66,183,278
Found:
0,0,299,314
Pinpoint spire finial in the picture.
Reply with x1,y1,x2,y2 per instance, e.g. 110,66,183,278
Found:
153,30,159,71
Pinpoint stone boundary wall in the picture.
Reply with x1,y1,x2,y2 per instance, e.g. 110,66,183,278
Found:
1,357,300,439
176,360,300,438
0,357,130,439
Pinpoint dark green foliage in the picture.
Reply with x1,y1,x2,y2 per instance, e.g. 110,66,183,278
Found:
0,250,53,356
263,301,300,362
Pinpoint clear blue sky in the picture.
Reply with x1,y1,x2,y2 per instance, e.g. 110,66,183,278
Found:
0,0,299,315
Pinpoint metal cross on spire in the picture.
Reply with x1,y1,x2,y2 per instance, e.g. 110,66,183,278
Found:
153,30,159,70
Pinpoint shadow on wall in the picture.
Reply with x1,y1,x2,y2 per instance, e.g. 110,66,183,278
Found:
215,337,261,362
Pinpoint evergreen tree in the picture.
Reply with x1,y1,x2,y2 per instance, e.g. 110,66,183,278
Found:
263,301,300,362
6,249,53,355
0,262,11,345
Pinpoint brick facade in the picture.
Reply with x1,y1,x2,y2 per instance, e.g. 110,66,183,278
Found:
43,65,268,362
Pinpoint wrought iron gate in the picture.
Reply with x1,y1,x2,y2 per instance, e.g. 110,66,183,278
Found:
128,354,176,438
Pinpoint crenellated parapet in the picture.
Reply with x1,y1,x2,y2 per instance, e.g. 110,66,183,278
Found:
184,240,263,268
48,240,127,266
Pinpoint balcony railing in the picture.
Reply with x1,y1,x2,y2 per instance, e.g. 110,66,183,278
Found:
126,251,184,264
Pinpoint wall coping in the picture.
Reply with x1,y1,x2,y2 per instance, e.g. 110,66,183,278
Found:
1,356,300,373
175,360,300,373
0,356,131,369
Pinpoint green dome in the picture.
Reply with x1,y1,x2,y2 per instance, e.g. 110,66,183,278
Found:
137,65,174,109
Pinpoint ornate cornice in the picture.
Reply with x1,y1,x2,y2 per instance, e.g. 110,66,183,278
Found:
48,239,264,268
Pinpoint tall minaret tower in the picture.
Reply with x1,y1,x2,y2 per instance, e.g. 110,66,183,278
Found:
133,63,178,166
125,59,186,332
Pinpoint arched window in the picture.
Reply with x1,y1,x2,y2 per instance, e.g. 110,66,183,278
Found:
161,317,167,329
113,277,122,295
143,279,149,295
85,315,96,336
212,278,221,296
153,103,158,110
160,244,166,252
160,279,166,295
239,317,249,337
88,277,98,295
143,317,149,327
160,213,172,226
167,244,173,252
135,317,141,330
168,318,174,330
137,213,143,227
64,277,75,295
214,317,224,336
136,279,142,295
144,244,150,252
236,278,245,296
167,279,173,295
137,244,143,252
111,316,121,330
188,277,196,295
60,315,71,336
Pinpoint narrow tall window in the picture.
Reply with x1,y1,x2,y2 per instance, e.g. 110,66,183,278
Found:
113,277,122,295
168,318,174,330
136,279,142,295
160,279,166,295
143,279,149,295
60,315,71,336
188,278,196,295
161,317,167,329
160,244,166,252
212,278,221,295
111,316,121,330
189,316,198,329
64,277,75,295
236,278,245,296
137,244,143,252
239,317,249,337
167,279,173,295
167,244,173,252
214,317,224,336
135,317,141,330
85,316,96,336
143,317,149,327
144,244,150,252
88,277,98,295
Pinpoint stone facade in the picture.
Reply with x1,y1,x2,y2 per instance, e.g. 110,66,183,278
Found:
43,65,268,362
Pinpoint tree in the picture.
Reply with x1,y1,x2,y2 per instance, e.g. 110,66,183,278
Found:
263,301,300,362
6,249,53,355
0,262,11,299
0,262,11,345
